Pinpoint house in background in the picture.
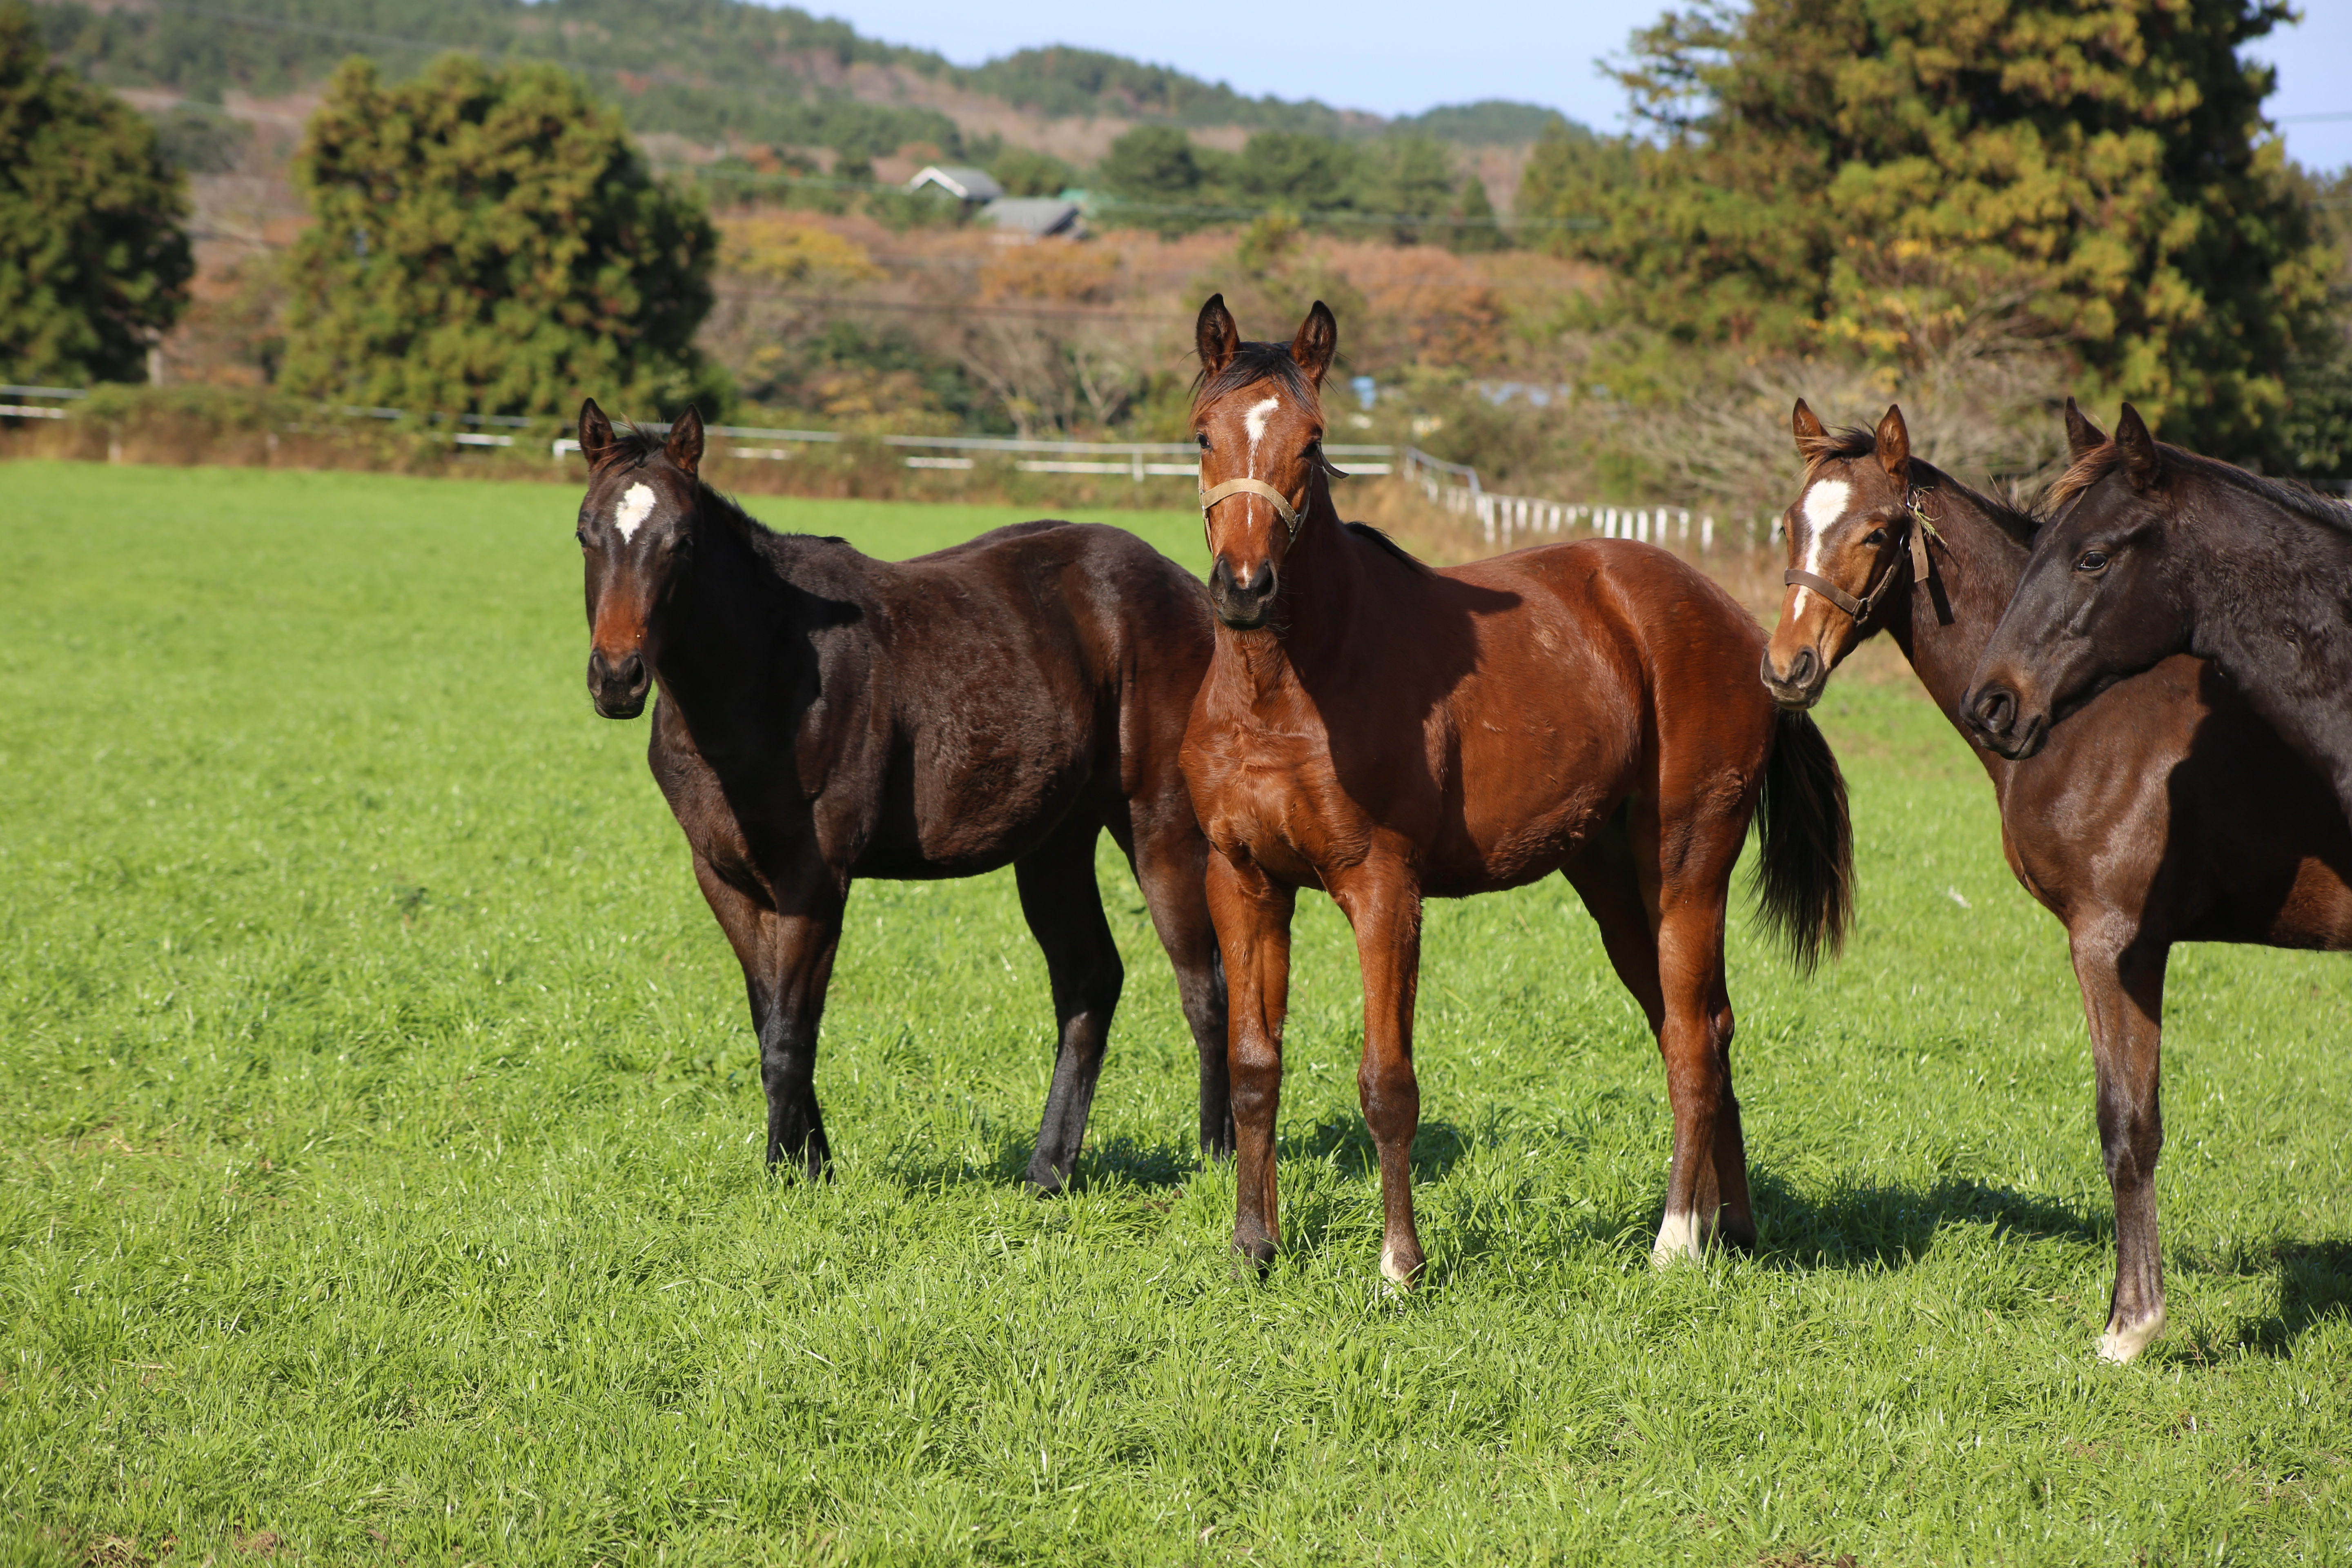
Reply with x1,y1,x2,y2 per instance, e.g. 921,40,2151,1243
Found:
904,165,1004,204
905,165,1083,241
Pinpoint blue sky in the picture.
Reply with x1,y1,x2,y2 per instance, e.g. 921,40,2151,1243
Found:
811,0,2352,173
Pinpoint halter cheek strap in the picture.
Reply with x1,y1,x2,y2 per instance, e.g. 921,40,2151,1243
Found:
1200,476,1304,538
1783,487,1948,626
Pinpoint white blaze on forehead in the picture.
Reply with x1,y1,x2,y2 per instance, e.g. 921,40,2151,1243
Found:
1789,477,1853,615
1243,395,1281,459
613,481,657,542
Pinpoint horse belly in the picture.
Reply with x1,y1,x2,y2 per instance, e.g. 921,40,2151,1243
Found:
1427,698,1630,893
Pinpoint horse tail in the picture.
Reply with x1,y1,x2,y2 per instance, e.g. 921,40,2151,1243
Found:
1750,708,1853,973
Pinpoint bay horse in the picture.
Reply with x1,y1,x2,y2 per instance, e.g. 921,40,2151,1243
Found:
1178,297,1853,1285
572,400,1230,1187
1761,399,2352,1361
1964,401,2352,832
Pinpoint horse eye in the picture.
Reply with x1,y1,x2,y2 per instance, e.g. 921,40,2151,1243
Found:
1196,433,1211,450
1864,528,1887,546
2077,550,2109,573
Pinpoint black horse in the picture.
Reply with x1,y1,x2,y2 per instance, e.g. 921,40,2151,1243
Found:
572,400,1229,1186
1965,401,2352,829
1762,400,2352,1361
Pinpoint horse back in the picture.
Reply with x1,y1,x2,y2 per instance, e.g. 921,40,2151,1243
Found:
852,522,1211,872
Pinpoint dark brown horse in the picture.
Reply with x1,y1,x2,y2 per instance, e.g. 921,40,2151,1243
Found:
1178,298,1853,1285
1761,399,2352,1361
1965,401,2352,829
573,400,1229,1187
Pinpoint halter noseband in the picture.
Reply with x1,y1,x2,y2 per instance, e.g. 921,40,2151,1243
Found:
1784,486,1941,624
1200,476,1305,539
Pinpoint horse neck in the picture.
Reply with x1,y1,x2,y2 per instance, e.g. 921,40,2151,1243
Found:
1260,480,1366,666
1884,468,2032,778
654,498,792,715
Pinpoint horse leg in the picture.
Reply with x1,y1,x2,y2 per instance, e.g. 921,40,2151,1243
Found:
1567,808,1747,1264
1206,851,1295,1272
1016,817,1125,1194
1333,863,1427,1287
2072,932,2168,1361
1123,807,1234,1160
692,851,845,1180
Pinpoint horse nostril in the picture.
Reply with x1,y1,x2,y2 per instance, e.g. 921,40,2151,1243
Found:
1788,647,1817,688
1973,687,2016,734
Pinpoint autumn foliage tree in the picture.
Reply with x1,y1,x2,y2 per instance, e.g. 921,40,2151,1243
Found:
1533,0,2336,470
281,54,720,418
0,2,190,385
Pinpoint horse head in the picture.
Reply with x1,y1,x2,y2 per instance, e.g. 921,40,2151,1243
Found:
1190,294,1338,630
1962,402,2183,758
1761,400,1922,710
573,399,705,719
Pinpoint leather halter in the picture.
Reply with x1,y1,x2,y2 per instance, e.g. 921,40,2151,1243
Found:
1200,475,1305,538
1784,488,1940,624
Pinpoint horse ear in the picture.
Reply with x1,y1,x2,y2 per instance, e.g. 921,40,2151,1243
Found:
1291,300,1338,388
1196,294,1240,380
664,405,704,478
2115,403,2162,491
1875,404,1910,484
1792,398,1826,453
2063,397,2105,460
579,398,613,464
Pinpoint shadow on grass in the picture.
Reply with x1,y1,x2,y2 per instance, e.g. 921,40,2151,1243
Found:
1748,1169,2105,1272
2225,1240,2352,1357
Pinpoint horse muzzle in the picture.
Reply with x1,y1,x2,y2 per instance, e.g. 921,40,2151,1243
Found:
1210,557,1278,630
588,647,649,719
1959,681,2047,759
1758,644,1825,711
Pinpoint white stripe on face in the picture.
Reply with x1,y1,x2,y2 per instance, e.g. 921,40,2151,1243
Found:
1791,477,1852,616
1243,396,1281,472
613,481,656,543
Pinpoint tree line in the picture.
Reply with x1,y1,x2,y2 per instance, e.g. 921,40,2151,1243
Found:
4,0,2349,483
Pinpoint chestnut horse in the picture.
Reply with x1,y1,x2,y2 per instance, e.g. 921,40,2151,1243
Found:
1178,298,1853,1284
1760,399,2352,1361
573,401,1229,1187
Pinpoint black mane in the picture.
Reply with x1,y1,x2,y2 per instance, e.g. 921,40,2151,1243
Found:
1192,341,1319,412
610,421,777,547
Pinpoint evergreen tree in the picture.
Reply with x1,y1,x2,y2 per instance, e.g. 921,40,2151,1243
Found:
0,1,190,385
279,53,719,419
1097,125,1220,234
1569,0,2334,467
1449,173,1507,254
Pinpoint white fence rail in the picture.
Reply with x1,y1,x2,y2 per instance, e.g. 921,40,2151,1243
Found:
550,425,1396,481
1402,446,1726,554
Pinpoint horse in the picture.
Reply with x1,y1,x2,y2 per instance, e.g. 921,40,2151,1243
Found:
1177,296,1854,1286
1964,401,2352,830
1760,399,2352,1361
572,399,1231,1187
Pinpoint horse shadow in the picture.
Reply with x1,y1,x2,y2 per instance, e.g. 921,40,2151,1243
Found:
1742,1169,2107,1272
2196,1239,2352,1358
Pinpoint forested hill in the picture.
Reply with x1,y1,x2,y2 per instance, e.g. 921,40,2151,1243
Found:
28,0,1572,160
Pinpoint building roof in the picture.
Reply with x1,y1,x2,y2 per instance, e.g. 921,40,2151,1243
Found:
905,165,1004,202
980,197,1083,238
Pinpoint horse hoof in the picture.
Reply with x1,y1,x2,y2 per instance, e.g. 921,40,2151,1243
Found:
2098,1312,2165,1363
1650,1209,1705,1269
1232,1234,1276,1280
1022,1160,1070,1197
1380,1243,1423,1289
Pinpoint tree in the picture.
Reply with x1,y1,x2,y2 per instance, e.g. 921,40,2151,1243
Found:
1366,136,1458,245
1233,131,1357,212
280,53,719,419
0,2,190,385
1449,174,1508,254
1097,125,1225,234
1570,0,2336,468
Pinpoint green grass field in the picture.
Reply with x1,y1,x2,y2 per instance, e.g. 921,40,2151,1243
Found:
3,460,2347,1566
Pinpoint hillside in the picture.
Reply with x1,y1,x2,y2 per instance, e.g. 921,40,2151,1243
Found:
29,0,1579,167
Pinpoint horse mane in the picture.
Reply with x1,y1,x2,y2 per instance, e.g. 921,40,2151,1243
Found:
1800,423,2038,548
1344,519,1422,567
2047,437,2352,535
1192,341,1319,414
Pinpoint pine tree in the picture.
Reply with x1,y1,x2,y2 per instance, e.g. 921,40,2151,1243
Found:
279,54,719,419
0,1,191,385
1569,0,2335,468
